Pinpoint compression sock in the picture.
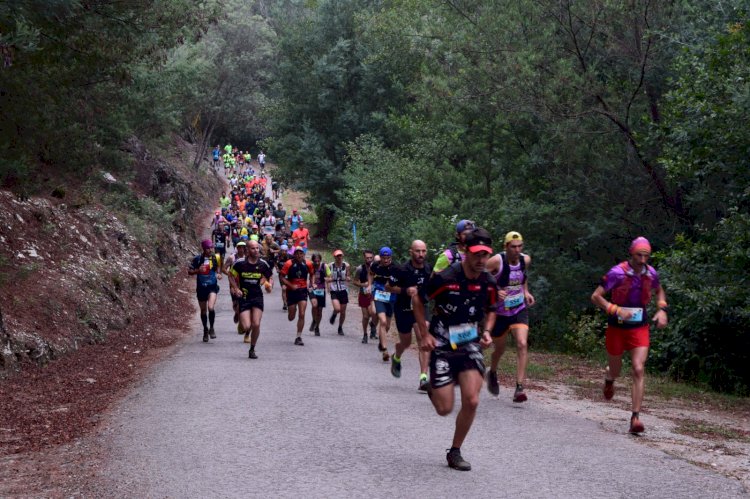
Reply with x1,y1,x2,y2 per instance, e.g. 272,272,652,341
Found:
200,313,208,329
632,411,640,419
208,310,216,327
393,354,401,362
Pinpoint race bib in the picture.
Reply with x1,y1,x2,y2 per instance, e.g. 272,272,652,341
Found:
215,241,225,248
374,290,393,303
618,307,644,324
313,289,325,297
449,323,479,350
504,293,524,309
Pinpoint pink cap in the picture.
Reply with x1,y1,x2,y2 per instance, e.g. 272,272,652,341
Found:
201,239,213,250
629,237,651,255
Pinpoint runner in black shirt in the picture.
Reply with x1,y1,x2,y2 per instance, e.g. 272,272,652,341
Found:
368,247,396,361
413,228,497,472
386,240,432,391
229,240,273,359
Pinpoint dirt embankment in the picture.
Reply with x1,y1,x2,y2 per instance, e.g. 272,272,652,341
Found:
0,136,223,457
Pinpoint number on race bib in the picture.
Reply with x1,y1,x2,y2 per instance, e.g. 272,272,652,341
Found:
504,293,524,309
374,290,393,303
618,307,644,324
448,323,479,350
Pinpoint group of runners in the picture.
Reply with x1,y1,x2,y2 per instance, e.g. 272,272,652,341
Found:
190,160,670,471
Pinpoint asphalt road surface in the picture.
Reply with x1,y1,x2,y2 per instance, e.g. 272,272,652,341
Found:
93,279,746,498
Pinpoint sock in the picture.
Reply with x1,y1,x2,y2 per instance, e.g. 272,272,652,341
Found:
632,411,639,418
250,344,255,350
200,313,208,329
393,354,400,362
208,310,215,327
420,372,428,381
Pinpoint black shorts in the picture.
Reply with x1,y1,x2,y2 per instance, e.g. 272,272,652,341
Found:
394,308,416,334
196,284,219,302
430,349,486,389
330,290,349,305
309,290,326,308
287,288,308,306
238,296,264,313
491,308,529,338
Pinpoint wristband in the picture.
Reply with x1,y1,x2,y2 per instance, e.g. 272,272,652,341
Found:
606,303,617,316
657,300,668,311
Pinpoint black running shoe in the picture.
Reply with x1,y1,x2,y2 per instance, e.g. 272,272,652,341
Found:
309,321,316,332
487,371,500,396
209,327,216,339
329,312,338,325
294,337,304,346
378,343,386,352
248,349,258,359
283,304,287,311
446,448,471,471
314,326,320,336
390,355,401,378
203,328,209,342
369,322,377,339
513,384,528,403
418,377,429,393
337,326,344,336
361,334,368,344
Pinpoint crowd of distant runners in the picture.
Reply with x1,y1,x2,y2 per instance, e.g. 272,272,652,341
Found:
192,144,670,471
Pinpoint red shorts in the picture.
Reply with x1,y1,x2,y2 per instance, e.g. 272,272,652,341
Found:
358,293,373,308
605,325,650,356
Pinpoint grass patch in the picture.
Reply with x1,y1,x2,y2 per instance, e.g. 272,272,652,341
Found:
673,421,750,442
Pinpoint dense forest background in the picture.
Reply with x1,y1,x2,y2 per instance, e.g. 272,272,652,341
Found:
1,0,748,393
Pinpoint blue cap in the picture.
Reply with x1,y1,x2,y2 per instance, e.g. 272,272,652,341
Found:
280,244,289,250
240,235,249,241
379,247,393,257
456,219,475,233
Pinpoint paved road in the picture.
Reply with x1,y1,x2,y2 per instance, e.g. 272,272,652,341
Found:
93,279,745,498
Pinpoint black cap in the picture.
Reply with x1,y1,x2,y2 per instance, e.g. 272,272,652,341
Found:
464,227,493,254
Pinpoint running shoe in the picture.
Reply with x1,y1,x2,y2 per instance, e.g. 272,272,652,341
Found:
446,448,471,471
248,349,258,359
390,355,401,378
329,312,338,325
418,377,430,393
233,312,238,324
629,415,645,434
309,321,316,332
369,322,377,339
294,337,304,346
377,343,386,352
283,304,288,311
209,327,216,339
603,378,615,400
314,325,320,336
337,326,344,336
382,351,390,362
361,334,368,344
486,371,499,396
513,384,527,403
202,330,209,342
243,332,251,344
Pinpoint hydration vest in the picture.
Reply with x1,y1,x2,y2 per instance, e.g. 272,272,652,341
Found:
610,261,652,307
496,252,527,287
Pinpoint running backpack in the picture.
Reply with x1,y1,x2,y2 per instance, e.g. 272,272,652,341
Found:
497,252,527,287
